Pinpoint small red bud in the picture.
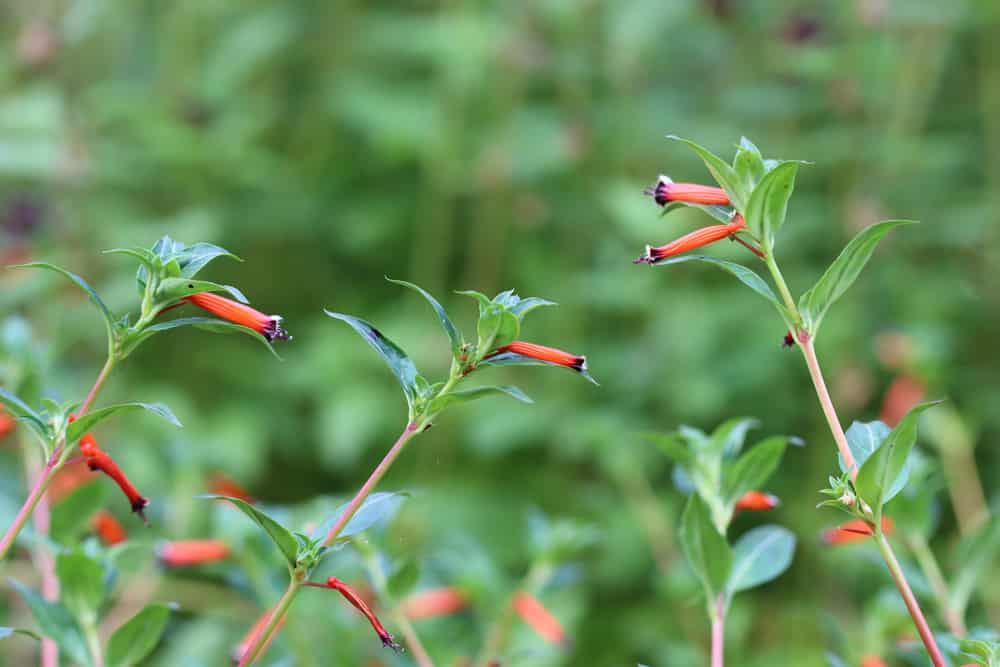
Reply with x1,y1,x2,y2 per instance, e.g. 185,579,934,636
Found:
734,490,780,512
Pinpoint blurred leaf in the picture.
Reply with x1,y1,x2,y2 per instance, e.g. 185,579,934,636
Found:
428,385,532,414
67,402,182,443
52,481,105,542
154,278,249,304
798,220,916,334
199,495,298,569
679,494,732,600
387,559,419,599
325,311,421,413
55,551,105,619
745,161,799,247
666,136,747,211
388,278,462,358
643,432,692,466
652,255,785,315
708,417,759,457
723,436,787,505
312,491,408,543
13,263,117,337
0,627,41,641
0,387,49,441
855,402,939,510
950,517,1000,614
9,579,91,666
959,638,998,666
106,603,172,667
726,525,796,595
120,317,279,359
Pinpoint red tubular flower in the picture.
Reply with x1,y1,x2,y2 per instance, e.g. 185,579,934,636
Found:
645,175,731,206
734,490,780,512
157,539,231,567
489,341,589,374
91,510,127,546
635,214,747,265
231,609,287,664
208,472,255,504
822,517,894,546
511,591,566,646
305,576,401,651
880,374,926,428
184,292,291,342
0,407,15,440
85,448,149,521
399,587,467,620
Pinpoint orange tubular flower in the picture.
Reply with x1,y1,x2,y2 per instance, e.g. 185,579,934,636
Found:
635,214,747,265
735,490,780,512
305,577,401,651
512,591,566,646
232,609,287,664
85,448,149,520
860,656,889,667
208,473,255,504
0,407,15,440
184,292,291,342
157,539,231,567
400,587,467,620
489,341,589,374
822,517,894,546
645,175,731,206
91,510,127,546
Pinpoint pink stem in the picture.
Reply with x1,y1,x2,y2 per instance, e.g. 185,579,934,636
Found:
34,489,59,667
800,336,858,477
0,451,59,561
710,594,724,667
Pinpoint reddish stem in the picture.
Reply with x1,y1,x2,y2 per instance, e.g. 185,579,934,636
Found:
710,594,724,667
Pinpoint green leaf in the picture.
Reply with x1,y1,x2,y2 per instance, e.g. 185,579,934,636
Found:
959,638,998,666
708,417,760,457
387,558,419,599
679,494,732,599
55,551,105,620
325,311,421,411
0,627,41,641
841,420,890,473
13,263,117,338
199,495,298,569
177,242,242,278
744,161,799,247
506,296,556,320
798,220,916,334
103,247,160,271
388,278,462,358
120,317,279,359
855,402,939,510
724,436,787,505
67,402,182,443
51,482,108,543
666,136,748,211
732,137,766,192
106,603,172,667
154,277,249,304
9,579,91,666
726,525,796,595
662,201,735,224
0,387,50,441
642,432,692,467
653,255,786,317
311,491,408,543
427,385,532,414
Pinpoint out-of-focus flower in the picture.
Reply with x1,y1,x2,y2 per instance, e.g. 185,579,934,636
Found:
91,510,127,546
0,407,16,440
635,214,747,265
859,656,888,667
184,292,292,342
231,608,287,665
822,517,894,546
305,577,400,651
157,539,231,567
208,473,255,504
735,490,780,512
15,21,58,68
644,175,730,206
400,587,467,620
880,375,926,428
512,591,567,646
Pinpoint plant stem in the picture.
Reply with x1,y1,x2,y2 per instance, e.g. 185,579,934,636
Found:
905,533,966,637
82,615,104,667
79,356,116,416
710,594,725,667
799,338,858,476
875,532,946,667
237,577,303,667
392,610,435,667
763,253,798,316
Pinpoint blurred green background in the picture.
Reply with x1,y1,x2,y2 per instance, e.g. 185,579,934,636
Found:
2,1,999,665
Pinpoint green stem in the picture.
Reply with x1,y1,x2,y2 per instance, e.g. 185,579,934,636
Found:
874,532,947,667
905,533,966,637
475,563,550,666
236,577,304,667
763,252,798,318
82,615,104,667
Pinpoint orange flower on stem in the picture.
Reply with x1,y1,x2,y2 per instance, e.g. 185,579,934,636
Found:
399,587,467,620
635,214,748,265
305,576,401,651
157,539,231,567
184,292,292,342
734,490,780,512
487,341,590,376
208,473,255,504
232,608,287,664
644,176,731,206
0,407,15,440
91,510,127,545
84,447,149,521
822,517,894,546
512,591,567,646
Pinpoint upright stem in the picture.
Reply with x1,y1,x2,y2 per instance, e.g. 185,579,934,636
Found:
79,356,115,416
236,578,303,667
905,534,966,637
875,532,947,667
799,338,857,476
710,594,725,667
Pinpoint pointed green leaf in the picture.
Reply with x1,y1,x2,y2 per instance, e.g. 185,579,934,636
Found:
709,417,760,457
199,495,298,568
642,432,693,467
120,317,279,359
103,247,160,269
0,387,49,441
855,402,939,510
13,263,116,336
840,421,890,473
56,551,105,619
427,385,532,414
798,220,916,334
67,402,181,443
507,296,556,320
9,579,91,666
653,255,786,316
0,627,41,641
745,161,799,246
325,311,421,410
666,136,748,211
679,495,732,599
177,242,242,278
724,436,787,505
154,277,249,304
106,603,172,667
311,491,408,543
388,278,462,358
732,137,766,192
726,525,796,595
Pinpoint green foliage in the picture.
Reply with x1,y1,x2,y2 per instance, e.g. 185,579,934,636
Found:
723,436,787,506
200,495,300,569
388,278,462,358
106,604,172,667
55,551,106,621
10,579,91,666
726,525,796,596
666,136,748,212
66,402,182,443
745,162,800,250
312,491,408,544
679,494,732,600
